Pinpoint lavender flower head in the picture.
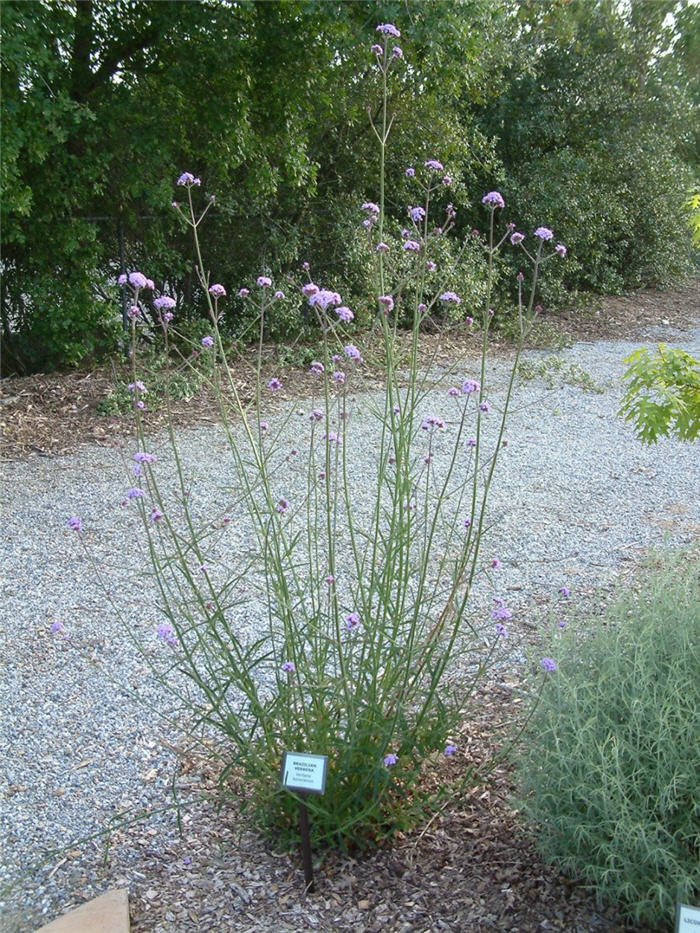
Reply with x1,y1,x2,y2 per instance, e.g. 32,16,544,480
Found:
510,232,525,245
461,379,480,394
376,242,390,253
157,623,178,646
362,201,380,215
344,344,362,361
383,753,398,767
409,205,425,222
440,291,461,304
301,282,319,298
274,290,285,299
268,377,282,391
309,360,325,375
534,226,554,241
238,287,250,298
371,43,383,54
378,295,394,312
444,744,457,756
541,657,557,672
176,172,201,186
127,487,146,499
405,167,415,177
345,611,361,631
128,271,148,289
555,244,567,257
67,516,82,532
424,159,444,171
257,275,272,287
201,335,214,347
154,296,176,312
281,661,295,672
376,23,401,37
403,240,421,252
133,451,156,463
392,46,403,58
209,283,226,298
492,606,512,621
309,289,342,311
482,191,505,209
495,623,508,637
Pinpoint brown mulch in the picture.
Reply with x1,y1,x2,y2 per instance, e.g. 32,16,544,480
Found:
2,279,698,463
112,680,645,932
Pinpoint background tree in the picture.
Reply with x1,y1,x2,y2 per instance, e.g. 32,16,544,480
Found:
1,0,697,374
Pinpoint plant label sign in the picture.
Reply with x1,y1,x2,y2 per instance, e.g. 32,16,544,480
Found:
281,752,328,794
676,903,700,932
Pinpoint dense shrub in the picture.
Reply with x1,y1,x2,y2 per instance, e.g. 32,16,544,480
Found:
516,549,700,927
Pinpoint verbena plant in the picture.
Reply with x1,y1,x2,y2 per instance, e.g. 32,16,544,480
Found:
70,23,564,853
515,547,700,927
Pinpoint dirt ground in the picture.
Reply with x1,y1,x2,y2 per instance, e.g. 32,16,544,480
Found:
2,279,698,462
3,281,698,931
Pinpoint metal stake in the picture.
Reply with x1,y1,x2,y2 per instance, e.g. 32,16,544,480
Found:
298,796,314,892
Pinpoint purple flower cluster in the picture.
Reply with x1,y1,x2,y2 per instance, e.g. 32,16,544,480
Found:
440,291,461,304
209,284,226,298
309,289,342,311
376,23,400,37
67,516,82,532
177,172,201,187
403,240,421,252
257,275,272,287
157,623,177,646
383,753,398,767
534,226,553,241
345,611,361,631
281,660,295,673
424,159,444,171
409,206,425,223
344,344,362,361
541,657,557,672
461,379,480,394
482,191,505,209
201,335,214,348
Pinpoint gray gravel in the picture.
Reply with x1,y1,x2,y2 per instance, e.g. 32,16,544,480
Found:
2,323,699,931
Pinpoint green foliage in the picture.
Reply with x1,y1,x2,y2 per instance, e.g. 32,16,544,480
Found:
516,548,700,927
619,343,700,443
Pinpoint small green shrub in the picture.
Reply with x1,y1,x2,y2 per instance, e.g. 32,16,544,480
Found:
516,549,700,928
517,354,606,393
619,344,700,444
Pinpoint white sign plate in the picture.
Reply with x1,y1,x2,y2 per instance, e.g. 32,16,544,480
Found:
281,751,328,794
676,903,700,932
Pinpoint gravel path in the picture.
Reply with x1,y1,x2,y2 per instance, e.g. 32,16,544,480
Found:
2,323,698,932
